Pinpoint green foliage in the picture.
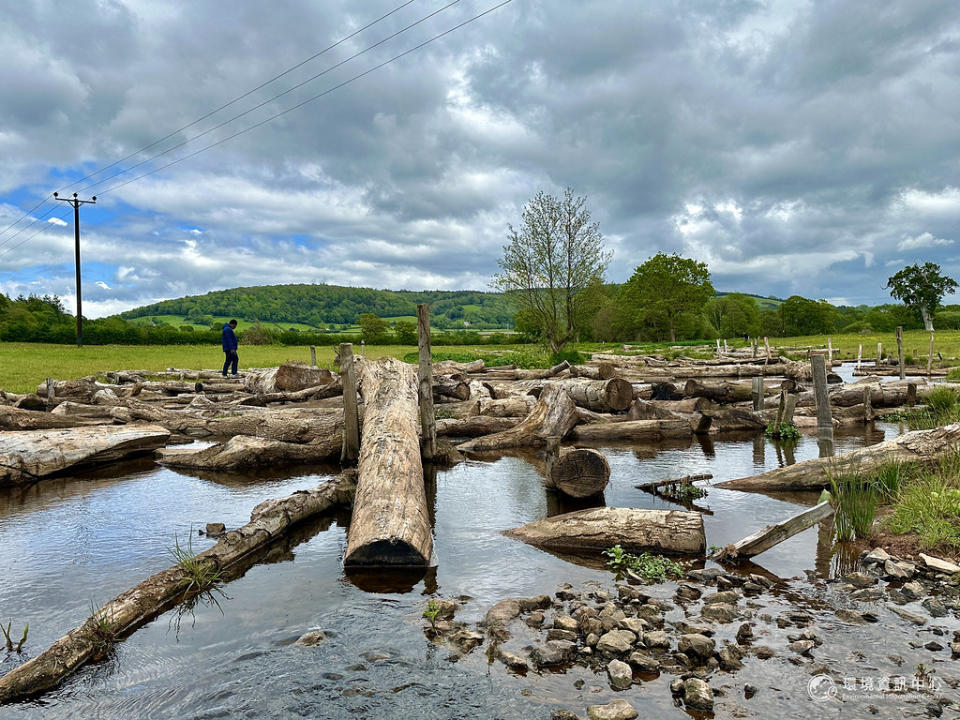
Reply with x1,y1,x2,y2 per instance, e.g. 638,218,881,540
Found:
621,253,714,342
393,320,417,345
423,599,441,628
358,313,391,343
779,296,835,336
888,452,960,549
765,422,800,441
171,534,224,596
602,545,684,581
705,293,760,337
240,322,277,345
402,347,553,369
549,348,585,365
886,262,958,327
947,367,960,382
904,353,915,365
87,601,116,655
829,474,878,541
494,188,611,353
890,387,960,430
928,387,959,414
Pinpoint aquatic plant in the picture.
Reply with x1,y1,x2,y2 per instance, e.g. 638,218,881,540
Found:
888,452,960,549
765,422,801,441
890,387,960,430
1,621,28,653
170,533,223,595
828,472,878,541
87,602,116,656
422,599,441,628
602,545,684,581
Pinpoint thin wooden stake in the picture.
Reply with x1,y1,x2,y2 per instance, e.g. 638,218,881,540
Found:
752,376,763,411
928,331,935,377
896,326,905,380
877,341,882,367
827,337,833,363
763,336,771,361
310,345,317,367
856,343,862,371
711,502,834,559
417,303,436,462
811,351,833,457
340,343,360,464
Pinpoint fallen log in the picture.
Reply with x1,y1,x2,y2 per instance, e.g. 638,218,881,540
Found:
545,447,610,498
244,362,333,394
711,502,834,560
562,377,634,412
718,422,960,491
705,407,767,432
635,473,713,491
436,416,521,437
504,507,705,556
569,418,692,442
0,470,356,703
344,357,432,567
683,379,754,404
514,360,570,380
237,378,342,406
479,397,533,417
456,384,579,453
0,425,170,486
156,434,341,469
36,377,105,403
433,374,471,402
433,359,485,374
435,399,481,420
0,405,108,430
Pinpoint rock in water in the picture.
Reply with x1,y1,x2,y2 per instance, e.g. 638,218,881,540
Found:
586,699,639,720
607,659,633,690
683,678,714,712
295,630,328,647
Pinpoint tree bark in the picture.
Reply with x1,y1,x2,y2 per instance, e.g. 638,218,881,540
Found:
0,471,356,704
436,416,522,437
683,379,755,403
456,384,579,452
718,422,960,491
156,434,341,470
712,502,834,559
344,357,432,567
562,378,634,412
0,406,108,431
505,507,704,556
545,447,610,498
0,425,170,486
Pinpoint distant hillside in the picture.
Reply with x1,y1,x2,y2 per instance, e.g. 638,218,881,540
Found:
716,291,783,311
120,284,518,330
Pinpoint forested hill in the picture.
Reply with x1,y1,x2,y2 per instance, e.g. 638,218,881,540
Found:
119,284,518,330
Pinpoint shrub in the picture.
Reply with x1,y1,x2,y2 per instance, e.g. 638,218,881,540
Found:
240,323,277,345
927,387,959,415
550,349,584,366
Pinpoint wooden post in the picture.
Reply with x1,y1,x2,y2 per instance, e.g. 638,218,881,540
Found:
763,336,771,361
360,339,365,357
723,339,728,354
45,377,55,406
417,304,436,462
928,331,935,377
827,337,833,363
863,386,873,422
877,342,882,366
339,343,360,464
782,392,798,425
751,376,763,411
810,351,834,457
716,338,721,355
310,345,317,367
751,339,757,358
896,326,905,380
856,343,862,371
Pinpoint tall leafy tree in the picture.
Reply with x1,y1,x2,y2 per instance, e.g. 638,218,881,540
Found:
886,262,958,331
622,253,714,342
494,188,611,352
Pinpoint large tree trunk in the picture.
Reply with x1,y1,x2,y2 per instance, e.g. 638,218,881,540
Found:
0,406,109,431
456,384,579,452
479,397,533,417
545,448,610,498
344,357,432,567
436,416,522,437
718,422,960,491
0,471,356,704
156,434,340,470
683,379,756,403
0,425,170,486
505,507,704,555
569,418,692,442
562,377,634,412
244,362,334,394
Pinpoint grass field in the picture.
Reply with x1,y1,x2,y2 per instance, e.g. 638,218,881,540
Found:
3,330,958,394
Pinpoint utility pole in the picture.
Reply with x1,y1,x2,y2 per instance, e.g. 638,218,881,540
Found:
53,192,96,347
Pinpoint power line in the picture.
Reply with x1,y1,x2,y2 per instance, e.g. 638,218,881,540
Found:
0,0,419,242
74,0,463,196
0,204,61,254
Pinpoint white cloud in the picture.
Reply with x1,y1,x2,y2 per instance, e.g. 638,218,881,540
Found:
47,217,67,226
897,232,953,251
95,280,111,289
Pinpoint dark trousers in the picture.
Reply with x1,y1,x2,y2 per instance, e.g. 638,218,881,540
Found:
223,350,238,375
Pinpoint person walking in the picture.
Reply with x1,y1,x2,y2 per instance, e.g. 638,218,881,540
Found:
221,319,239,377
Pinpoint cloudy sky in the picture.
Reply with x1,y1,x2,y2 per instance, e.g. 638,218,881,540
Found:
0,0,958,317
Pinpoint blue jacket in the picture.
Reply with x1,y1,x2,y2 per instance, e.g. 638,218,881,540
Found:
221,323,238,351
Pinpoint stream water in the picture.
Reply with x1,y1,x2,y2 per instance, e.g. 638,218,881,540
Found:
0,418,955,719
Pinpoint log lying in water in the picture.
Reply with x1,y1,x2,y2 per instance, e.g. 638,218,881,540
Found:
545,447,611,498
0,405,108,431
457,384,579,453
636,473,712,492
718,422,960,491
569,418,692,442
436,416,521,437
0,470,356,704
344,357,432,567
683,379,756,403
0,425,171,486
562,377,634,412
156,434,341,470
505,507,705,556
711,502,834,560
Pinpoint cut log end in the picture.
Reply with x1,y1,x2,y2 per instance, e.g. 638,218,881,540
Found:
547,447,610,498
344,539,431,568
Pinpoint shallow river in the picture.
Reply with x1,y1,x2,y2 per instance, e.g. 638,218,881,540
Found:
0,420,954,719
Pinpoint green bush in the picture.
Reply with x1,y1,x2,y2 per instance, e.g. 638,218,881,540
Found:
550,349,584,365
927,387,959,415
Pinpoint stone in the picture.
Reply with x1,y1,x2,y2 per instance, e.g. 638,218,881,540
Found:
702,602,738,623
744,683,758,698
924,641,944,652
451,630,484,653
483,598,521,627
555,615,579,632
586,699,638,720
294,630,327,647
525,611,545,628
687,568,721,584
532,640,576,667
788,640,815,655
675,584,702,601
580,617,603,638
617,584,648,603
753,646,776,660
835,609,867,625
204,522,226,537
851,588,884,601
519,594,552,612
678,633,716,660
885,559,915,580
950,641,960,658
551,711,581,720
547,629,579,642
673,651,691,667
499,650,529,671
845,572,877,589
607,659,633,690
736,623,753,644
718,645,744,671
627,650,660,673
864,547,892,564
919,553,960,575
922,597,948,618
702,590,740,605
617,617,646,635
901,582,925,600
597,629,636,655
643,630,670,649
431,599,458,619
586,633,599,647
683,677,714,712
743,582,764,594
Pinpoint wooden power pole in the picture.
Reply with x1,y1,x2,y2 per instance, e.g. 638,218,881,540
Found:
53,192,96,347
